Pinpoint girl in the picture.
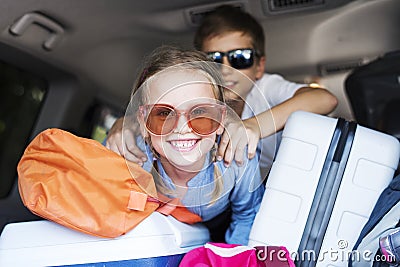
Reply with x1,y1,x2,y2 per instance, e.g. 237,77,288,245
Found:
124,45,264,245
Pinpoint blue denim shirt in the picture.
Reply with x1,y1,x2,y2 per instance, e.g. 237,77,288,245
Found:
140,138,265,245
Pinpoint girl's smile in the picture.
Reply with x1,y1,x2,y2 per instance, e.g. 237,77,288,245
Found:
168,138,200,152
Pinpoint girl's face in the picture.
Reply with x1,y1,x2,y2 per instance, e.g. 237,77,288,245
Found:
143,69,224,172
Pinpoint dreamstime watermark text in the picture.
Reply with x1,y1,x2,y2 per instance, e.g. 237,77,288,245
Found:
255,240,395,263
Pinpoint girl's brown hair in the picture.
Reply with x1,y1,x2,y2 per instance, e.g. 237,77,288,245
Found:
133,45,224,100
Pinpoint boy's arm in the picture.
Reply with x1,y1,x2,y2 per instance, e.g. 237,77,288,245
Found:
255,86,338,138
218,86,338,166
106,87,337,167
105,117,148,165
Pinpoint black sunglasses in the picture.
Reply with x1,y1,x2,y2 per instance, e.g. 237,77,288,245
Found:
206,48,256,69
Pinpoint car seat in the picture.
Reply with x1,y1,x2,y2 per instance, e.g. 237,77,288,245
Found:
345,50,400,134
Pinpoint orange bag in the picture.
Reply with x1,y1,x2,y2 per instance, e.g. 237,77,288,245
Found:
17,128,201,238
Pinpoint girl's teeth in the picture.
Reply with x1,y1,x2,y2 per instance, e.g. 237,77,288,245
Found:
171,140,196,148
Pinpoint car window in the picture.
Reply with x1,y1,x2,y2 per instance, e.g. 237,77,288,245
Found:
90,104,121,143
0,61,47,198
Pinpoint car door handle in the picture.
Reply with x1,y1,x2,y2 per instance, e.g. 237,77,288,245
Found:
9,12,64,51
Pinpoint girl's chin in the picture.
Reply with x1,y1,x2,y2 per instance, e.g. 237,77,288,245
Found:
163,146,208,167
164,154,207,172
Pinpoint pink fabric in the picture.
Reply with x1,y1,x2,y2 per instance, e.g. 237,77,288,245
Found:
179,243,295,267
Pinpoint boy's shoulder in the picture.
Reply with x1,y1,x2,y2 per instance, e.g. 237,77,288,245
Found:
246,73,304,108
254,73,287,88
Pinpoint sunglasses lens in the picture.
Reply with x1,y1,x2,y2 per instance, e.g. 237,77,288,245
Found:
144,104,224,136
228,49,254,69
189,105,223,135
207,52,223,64
146,105,176,135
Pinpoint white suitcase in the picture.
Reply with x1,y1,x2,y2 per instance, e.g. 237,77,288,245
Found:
248,111,400,266
0,212,209,267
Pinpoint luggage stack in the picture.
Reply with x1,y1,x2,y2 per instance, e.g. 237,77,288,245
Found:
248,111,400,267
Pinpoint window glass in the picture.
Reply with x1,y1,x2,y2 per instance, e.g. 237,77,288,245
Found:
75,101,124,146
90,105,122,143
0,61,47,198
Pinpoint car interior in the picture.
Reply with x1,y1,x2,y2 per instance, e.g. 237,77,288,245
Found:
0,0,399,265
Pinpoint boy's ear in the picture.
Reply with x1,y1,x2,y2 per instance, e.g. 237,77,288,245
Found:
255,56,266,80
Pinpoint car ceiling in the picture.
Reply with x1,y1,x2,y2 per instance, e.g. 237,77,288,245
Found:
0,0,399,107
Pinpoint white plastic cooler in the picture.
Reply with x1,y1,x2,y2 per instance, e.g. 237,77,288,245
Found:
0,212,210,266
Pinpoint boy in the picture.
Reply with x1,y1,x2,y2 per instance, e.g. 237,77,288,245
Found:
106,5,337,177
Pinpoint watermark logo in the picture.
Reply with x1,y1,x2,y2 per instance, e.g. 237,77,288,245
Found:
337,239,348,249
255,240,395,264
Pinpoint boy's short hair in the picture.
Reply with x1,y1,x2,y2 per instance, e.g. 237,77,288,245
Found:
194,5,265,58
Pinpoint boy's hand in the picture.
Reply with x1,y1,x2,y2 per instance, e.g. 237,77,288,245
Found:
105,117,148,165
217,117,261,167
